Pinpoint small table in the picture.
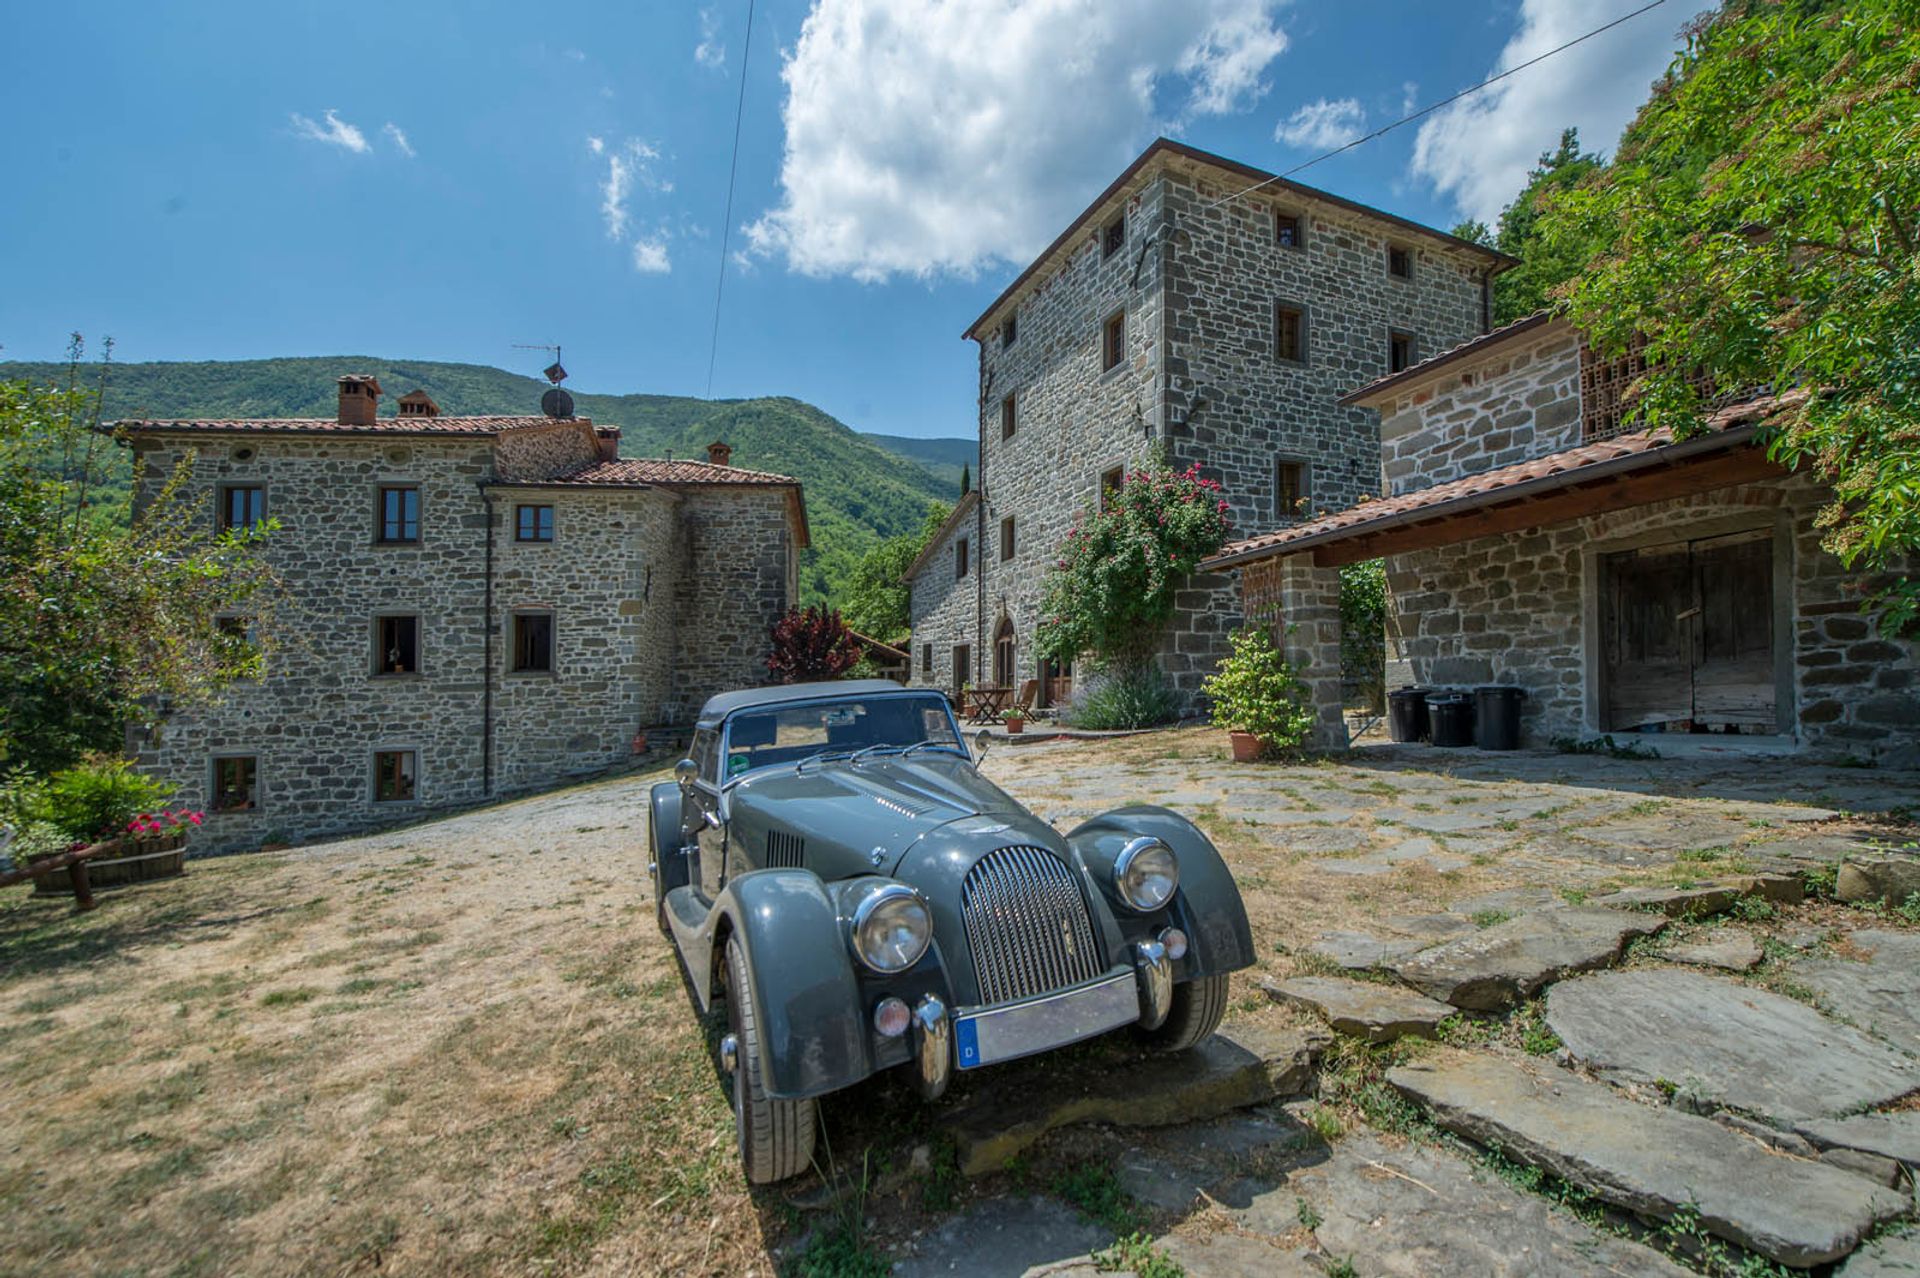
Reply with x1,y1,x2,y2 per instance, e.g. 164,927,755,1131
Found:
965,686,1013,724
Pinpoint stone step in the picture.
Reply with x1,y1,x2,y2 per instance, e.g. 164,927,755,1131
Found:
943,1024,1323,1176
1260,975,1454,1044
1544,968,1920,1124
1389,907,1667,1011
1389,1054,1912,1268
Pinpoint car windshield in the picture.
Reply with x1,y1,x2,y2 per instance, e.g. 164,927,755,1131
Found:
721,693,963,782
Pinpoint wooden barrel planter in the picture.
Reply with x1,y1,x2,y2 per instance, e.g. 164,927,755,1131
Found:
31,833,188,896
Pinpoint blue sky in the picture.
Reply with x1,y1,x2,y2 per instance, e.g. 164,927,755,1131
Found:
0,1,1694,441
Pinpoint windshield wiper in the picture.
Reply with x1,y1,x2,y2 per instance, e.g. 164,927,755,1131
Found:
848,742,910,766
901,739,962,760
794,747,857,774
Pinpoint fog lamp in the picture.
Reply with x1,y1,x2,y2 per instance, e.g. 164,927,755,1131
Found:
874,996,912,1038
1158,927,1189,961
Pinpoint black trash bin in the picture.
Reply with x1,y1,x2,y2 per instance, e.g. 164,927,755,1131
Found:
1426,691,1476,747
1387,686,1432,743
1474,685,1527,750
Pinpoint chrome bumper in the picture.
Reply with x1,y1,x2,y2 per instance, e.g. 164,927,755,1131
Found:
912,995,951,1100
1134,939,1171,1030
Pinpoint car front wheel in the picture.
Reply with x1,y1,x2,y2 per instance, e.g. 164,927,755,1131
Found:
723,937,816,1184
1138,973,1229,1053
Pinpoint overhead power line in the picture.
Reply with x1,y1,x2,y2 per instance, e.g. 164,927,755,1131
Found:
1204,0,1670,212
705,0,758,398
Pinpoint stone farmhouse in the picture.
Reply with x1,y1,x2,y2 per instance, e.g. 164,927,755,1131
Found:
905,138,1513,711
119,376,808,852
1204,313,1920,765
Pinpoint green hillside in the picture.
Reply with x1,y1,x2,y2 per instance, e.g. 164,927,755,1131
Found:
862,432,977,489
0,356,966,605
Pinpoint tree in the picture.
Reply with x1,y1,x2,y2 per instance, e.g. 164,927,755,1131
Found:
837,501,949,645
1544,0,1920,631
765,605,863,684
958,463,970,497
1036,463,1232,674
0,340,278,775
1488,128,1609,324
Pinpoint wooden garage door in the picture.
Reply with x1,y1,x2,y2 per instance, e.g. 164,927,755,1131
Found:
1603,530,1775,732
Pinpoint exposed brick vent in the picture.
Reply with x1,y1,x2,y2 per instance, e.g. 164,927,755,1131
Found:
396,389,440,418
706,440,733,467
336,375,383,425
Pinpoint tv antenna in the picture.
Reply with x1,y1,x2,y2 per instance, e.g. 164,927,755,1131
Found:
512,343,567,385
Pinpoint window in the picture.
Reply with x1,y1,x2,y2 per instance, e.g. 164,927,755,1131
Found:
1001,393,1016,441
955,537,970,580
1002,315,1018,348
1274,211,1302,249
373,750,417,802
513,612,554,673
922,643,933,676
1275,459,1310,522
515,504,555,542
212,756,258,812
1103,213,1126,258
1000,516,1015,561
218,485,265,532
1388,245,1413,280
1275,303,1305,364
1102,311,1125,372
374,615,420,675
1389,331,1416,374
1099,465,1125,511
377,485,420,544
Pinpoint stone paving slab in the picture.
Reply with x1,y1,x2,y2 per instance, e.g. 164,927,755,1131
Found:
1113,1109,1317,1213
1318,835,1470,876
1838,1229,1920,1277
945,1025,1324,1176
891,1195,1111,1276
1546,968,1920,1123
1391,908,1667,1011
1389,1054,1912,1268
1304,930,1428,971
1249,1133,1692,1278
1797,1112,1920,1169
1154,1231,1322,1277
1591,883,1749,918
1792,929,1920,1054
1838,859,1920,906
1261,975,1454,1043
1658,930,1763,972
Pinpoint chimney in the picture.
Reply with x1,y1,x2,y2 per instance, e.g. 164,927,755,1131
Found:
706,440,733,467
337,375,384,425
396,388,440,418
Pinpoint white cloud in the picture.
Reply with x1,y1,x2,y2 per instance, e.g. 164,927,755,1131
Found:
1411,0,1695,224
631,236,672,274
695,6,727,70
599,138,661,241
382,122,415,157
289,109,370,154
1274,97,1366,150
745,0,1292,282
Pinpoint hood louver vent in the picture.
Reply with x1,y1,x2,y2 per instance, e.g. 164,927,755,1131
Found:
765,830,805,869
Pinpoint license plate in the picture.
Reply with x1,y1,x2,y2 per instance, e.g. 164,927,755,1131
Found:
953,971,1140,1070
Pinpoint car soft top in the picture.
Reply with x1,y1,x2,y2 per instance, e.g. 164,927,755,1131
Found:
694,679,928,729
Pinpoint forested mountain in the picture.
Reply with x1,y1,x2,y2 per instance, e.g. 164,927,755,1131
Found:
0,355,971,604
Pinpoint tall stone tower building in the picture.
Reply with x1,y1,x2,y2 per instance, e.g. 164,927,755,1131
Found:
907,138,1511,710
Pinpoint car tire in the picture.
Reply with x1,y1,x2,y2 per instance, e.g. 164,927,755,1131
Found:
1139,973,1229,1053
723,937,816,1184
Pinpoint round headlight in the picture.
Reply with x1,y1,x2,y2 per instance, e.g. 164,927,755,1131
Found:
853,884,932,973
1114,837,1179,912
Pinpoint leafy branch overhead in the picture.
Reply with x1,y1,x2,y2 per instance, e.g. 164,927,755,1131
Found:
1541,0,1920,630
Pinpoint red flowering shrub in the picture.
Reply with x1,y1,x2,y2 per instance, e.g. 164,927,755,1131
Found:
766,606,864,684
1036,463,1232,672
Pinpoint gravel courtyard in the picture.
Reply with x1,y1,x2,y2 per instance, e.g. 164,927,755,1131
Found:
1,728,1915,1276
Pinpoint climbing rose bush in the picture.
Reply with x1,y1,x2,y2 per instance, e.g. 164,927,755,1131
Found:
1036,463,1232,672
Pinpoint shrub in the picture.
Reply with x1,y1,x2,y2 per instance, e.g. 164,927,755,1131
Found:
1068,665,1179,731
765,606,863,684
16,755,173,842
1202,627,1316,757
1339,559,1386,711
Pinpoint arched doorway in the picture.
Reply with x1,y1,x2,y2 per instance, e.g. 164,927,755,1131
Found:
993,617,1016,689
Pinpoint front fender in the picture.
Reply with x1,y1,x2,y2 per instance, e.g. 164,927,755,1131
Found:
705,869,869,1100
1068,806,1255,977
649,782,688,895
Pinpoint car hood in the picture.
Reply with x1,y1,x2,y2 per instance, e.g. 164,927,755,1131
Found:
728,752,1056,873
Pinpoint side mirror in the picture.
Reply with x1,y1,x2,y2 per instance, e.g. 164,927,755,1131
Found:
973,729,992,764
674,758,698,790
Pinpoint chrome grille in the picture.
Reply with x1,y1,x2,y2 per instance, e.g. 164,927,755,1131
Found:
960,845,1104,1005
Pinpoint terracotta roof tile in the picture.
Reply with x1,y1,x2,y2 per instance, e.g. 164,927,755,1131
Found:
1203,396,1784,570
532,457,799,487
114,416,572,436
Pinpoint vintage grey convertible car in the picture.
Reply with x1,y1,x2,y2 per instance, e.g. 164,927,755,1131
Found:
649,680,1253,1183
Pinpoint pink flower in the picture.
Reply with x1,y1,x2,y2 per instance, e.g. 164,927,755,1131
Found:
188,812,203,825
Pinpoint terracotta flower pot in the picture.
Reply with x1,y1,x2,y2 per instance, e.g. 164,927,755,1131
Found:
1005,718,1024,734
1228,730,1264,763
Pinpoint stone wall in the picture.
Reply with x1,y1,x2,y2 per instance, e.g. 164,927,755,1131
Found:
1374,324,1583,497
1384,471,1919,764
907,500,981,695
669,487,796,717
493,421,603,482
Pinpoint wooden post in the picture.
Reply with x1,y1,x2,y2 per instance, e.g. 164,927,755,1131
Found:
68,859,95,912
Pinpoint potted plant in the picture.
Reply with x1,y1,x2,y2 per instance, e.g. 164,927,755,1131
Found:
1202,627,1317,763
13,757,198,893
1001,706,1026,734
